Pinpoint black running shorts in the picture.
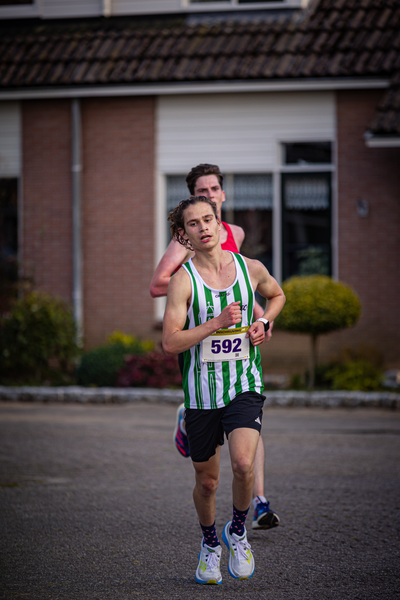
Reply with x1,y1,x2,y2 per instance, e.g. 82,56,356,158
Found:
185,391,265,463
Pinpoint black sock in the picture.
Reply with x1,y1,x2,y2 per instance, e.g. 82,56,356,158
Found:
200,522,220,548
229,505,249,537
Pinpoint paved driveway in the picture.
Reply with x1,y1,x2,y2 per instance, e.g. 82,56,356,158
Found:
0,401,399,599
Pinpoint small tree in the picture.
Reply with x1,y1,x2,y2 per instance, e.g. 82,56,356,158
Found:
275,275,361,388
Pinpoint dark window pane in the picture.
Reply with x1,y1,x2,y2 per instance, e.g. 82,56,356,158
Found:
0,179,18,311
284,142,332,165
232,209,273,275
282,172,331,280
0,0,33,4
222,173,273,274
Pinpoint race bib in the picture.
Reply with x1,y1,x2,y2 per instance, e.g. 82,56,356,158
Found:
201,327,250,363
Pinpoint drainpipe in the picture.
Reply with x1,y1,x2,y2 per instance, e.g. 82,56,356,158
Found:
71,98,83,345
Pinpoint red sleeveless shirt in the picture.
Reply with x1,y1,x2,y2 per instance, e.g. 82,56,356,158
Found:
221,221,239,253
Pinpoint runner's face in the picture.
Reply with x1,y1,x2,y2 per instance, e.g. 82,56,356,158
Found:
193,175,225,217
182,201,221,250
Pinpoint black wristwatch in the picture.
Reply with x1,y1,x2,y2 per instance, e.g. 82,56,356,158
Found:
256,318,270,332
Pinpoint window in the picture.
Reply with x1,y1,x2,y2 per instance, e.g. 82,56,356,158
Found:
223,174,273,274
0,0,33,4
166,175,189,241
281,142,332,280
284,142,332,165
0,179,18,311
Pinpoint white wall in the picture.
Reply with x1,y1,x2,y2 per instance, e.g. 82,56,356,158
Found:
0,0,303,19
0,102,20,178
114,0,182,14
157,91,335,174
43,0,102,18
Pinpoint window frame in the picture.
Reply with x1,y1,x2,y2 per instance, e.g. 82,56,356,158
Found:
279,141,335,282
281,170,332,281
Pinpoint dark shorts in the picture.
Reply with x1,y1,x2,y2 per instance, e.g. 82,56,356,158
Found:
185,391,265,463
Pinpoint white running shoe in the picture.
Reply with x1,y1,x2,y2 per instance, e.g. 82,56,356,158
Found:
195,540,222,585
222,521,255,580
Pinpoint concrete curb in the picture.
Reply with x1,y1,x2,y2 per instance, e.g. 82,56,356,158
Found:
1,386,399,409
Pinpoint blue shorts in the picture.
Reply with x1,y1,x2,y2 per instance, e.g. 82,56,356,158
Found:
185,391,265,463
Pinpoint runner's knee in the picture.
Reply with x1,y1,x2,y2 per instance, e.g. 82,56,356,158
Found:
195,472,219,497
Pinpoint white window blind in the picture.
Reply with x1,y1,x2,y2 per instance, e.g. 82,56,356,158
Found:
284,177,329,210
233,174,273,210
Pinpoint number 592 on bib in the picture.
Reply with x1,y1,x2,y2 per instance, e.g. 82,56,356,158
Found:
201,327,250,363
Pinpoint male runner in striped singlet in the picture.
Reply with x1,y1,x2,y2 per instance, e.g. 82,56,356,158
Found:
162,196,285,584
150,164,280,532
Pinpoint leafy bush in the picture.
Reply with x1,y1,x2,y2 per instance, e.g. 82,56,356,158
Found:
291,348,384,391
0,291,79,384
276,275,362,388
76,332,155,387
107,330,154,352
117,350,182,389
321,360,383,391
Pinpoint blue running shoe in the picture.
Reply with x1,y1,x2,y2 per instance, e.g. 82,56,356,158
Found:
252,498,280,530
173,403,190,458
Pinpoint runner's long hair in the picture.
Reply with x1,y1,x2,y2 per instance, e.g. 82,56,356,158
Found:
168,196,218,249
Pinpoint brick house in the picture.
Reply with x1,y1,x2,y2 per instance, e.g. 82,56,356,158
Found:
0,0,399,374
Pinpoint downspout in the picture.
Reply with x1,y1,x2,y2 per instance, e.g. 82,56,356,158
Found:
71,98,83,345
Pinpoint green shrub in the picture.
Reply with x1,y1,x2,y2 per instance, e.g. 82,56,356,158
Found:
323,360,383,391
76,332,155,387
0,291,79,384
276,275,362,388
295,353,384,391
276,275,361,335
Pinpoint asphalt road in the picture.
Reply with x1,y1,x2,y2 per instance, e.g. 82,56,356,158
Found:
0,401,399,600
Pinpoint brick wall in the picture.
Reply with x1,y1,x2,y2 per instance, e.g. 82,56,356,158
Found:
81,97,156,348
333,90,400,368
22,100,72,302
22,96,156,349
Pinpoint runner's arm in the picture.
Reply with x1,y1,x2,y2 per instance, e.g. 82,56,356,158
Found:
244,258,286,346
149,238,192,298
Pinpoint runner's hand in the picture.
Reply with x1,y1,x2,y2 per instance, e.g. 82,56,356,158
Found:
246,321,265,346
216,301,242,329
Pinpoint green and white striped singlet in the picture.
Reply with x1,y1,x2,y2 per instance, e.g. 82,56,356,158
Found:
181,252,263,410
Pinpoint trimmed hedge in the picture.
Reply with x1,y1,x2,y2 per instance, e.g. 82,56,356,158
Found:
276,275,361,335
